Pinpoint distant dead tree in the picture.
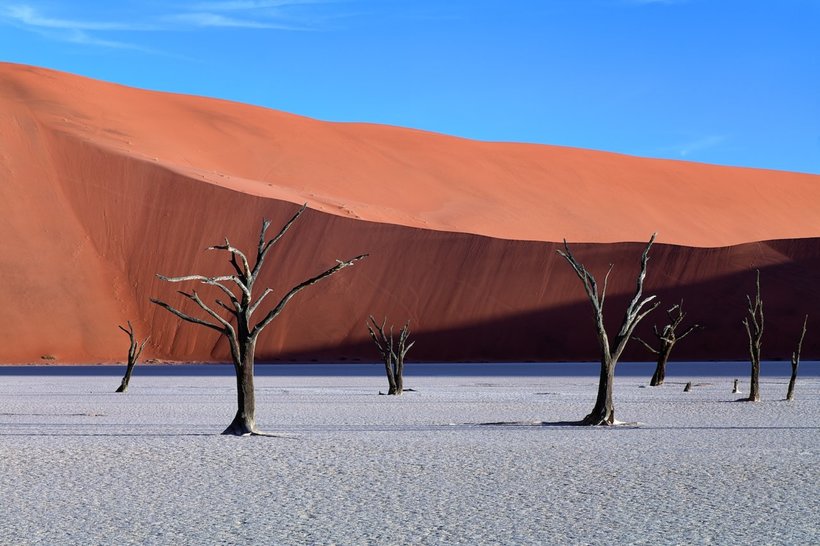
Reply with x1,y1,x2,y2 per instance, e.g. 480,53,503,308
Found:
633,301,701,386
367,316,415,395
557,233,659,425
786,315,808,401
151,205,367,435
115,321,149,393
741,270,763,402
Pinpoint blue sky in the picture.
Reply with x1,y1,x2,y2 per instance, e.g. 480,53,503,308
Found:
1,0,818,174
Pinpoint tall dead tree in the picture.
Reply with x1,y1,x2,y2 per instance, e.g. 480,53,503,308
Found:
115,321,149,393
786,315,808,401
151,205,367,435
741,270,763,402
367,317,414,395
558,233,659,425
632,301,701,386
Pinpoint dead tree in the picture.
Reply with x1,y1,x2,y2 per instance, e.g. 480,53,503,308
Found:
786,315,808,401
632,301,701,386
115,321,149,393
367,317,415,395
558,233,659,425
741,270,764,402
151,205,367,435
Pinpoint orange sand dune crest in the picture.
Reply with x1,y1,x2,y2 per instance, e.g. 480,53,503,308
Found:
2,62,819,247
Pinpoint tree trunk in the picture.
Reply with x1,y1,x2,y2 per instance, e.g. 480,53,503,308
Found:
748,357,760,402
649,344,672,386
115,362,135,393
582,357,615,425
786,372,796,401
393,364,404,395
223,341,257,435
384,359,398,395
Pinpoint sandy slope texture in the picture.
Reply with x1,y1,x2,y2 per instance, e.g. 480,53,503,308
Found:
1,63,819,363
0,363,817,545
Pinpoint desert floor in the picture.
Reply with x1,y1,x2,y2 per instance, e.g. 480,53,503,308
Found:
1,362,817,545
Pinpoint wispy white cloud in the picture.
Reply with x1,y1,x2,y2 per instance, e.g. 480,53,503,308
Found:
62,29,156,51
0,5,160,51
164,12,309,29
2,5,156,31
0,1,333,51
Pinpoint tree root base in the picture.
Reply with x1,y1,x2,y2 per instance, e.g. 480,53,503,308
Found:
378,388,416,396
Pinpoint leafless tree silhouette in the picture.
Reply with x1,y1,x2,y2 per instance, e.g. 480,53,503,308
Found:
152,205,367,435
557,234,659,425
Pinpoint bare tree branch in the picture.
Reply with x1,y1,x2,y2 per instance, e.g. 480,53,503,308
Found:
599,264,614,310
178,290,235,336
253,204,308,279
677,323,702,341
251,254,368,339
247,288,273,318
156,274,243,308
150,298,225,333
632,336,660,354
209,237,251,278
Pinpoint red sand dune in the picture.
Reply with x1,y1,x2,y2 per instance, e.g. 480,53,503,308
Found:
0,62,818,364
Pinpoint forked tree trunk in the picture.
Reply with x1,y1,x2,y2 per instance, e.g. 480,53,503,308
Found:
115,321,148,394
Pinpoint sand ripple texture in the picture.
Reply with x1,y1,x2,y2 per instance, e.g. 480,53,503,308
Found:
0,362,818,545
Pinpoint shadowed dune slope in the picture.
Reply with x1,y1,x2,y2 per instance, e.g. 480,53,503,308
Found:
1,62,818,363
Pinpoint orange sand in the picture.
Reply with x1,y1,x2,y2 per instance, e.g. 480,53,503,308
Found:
0,63,818,363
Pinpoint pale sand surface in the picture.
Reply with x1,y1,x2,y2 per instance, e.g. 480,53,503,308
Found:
1,362,818,545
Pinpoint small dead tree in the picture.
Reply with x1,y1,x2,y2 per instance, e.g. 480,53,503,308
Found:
367,317,414,395
786,315,808,401
558,233,659,425
742,270,764,402
633,301,701,386
151,205,367,435
115,321,149,393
